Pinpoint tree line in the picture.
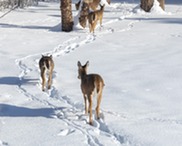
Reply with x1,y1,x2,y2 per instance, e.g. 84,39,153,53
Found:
60,0,165,32
0,0,165,31
0,0,38,10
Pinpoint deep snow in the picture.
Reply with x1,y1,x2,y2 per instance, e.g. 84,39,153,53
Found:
0,0,182,146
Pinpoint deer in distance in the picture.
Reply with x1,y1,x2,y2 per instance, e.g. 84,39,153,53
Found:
75,0,110,11
75,0,100,11
77,61,105,125
87,4,105,33
39,55,54,91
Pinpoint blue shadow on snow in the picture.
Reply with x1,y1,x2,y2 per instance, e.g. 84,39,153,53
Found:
0,104,64,118
0,76,38,86
0,23,61,32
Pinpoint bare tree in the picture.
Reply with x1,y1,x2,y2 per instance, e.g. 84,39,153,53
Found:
158,0,165,10
0,0,38,10
60,0,73,32
140,0,165,12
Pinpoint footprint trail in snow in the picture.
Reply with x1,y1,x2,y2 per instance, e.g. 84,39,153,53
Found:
14,3,138,146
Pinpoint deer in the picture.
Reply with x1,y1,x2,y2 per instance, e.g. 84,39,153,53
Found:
75,0,101,11
87,4,105,33
39,55,54,91
77,61,105,125
75,0,110,11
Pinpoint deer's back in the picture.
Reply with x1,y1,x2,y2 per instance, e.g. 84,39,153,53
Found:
89,0,101,11
81,74,104,94
39,57,54,71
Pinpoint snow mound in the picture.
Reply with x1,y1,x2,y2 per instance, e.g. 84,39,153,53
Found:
132,4,146,14
133,0,171,15
150,0,166,14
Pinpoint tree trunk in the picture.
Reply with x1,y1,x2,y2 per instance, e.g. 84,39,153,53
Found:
140,0,154,12
79,1,89,28
60,0,73,32
158,0,165,10
18,0,23,8
140,0,165,12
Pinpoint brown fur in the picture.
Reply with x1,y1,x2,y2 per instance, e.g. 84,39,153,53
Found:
39,55,54,91
77,61,104,125
75,0,101,11
87,4,105,33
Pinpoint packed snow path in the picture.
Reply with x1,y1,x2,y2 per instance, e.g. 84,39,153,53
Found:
15,36,127,145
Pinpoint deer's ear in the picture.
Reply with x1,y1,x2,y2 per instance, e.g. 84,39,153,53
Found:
86,61,89,67
77,61,81,67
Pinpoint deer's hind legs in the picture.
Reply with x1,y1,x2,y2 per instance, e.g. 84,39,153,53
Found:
41,69,46,91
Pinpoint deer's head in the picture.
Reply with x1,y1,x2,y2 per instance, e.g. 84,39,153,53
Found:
77,61,89,79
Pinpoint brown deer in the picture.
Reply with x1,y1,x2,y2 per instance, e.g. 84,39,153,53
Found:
75,0,101,11
75,0,110,11
77,61,105,125
87,4,105,33
39,55,54,91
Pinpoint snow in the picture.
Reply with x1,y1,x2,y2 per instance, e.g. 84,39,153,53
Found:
0,0,182,146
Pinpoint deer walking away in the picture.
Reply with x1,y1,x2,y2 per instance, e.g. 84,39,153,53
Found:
75,0,100,11
77,61,105,125
87,4,105,33
75,0,110,11
39,55,54,91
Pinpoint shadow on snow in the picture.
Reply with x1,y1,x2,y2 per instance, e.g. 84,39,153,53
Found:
126,17,182,24
0,103,64,118
0,76,38,86
0,23,61,32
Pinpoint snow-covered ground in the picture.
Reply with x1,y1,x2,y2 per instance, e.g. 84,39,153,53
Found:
0,0,182,146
